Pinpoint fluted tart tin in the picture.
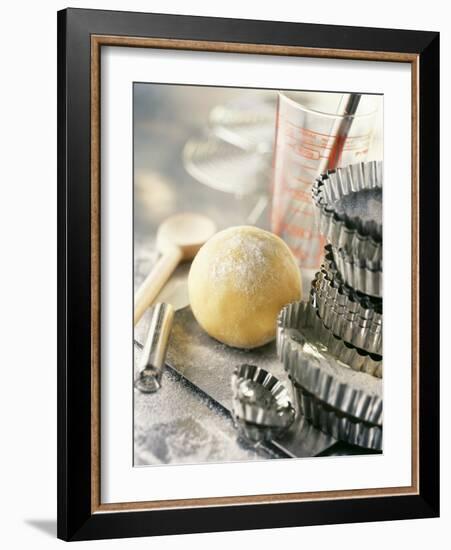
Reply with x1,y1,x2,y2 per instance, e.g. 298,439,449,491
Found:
278,320,383,425
231,364,295,443
277,302,383,448
278,300,383,416
295,388,383,450
331,244,382,298
312,161,383,264
277,301,382,378
313,256,383,355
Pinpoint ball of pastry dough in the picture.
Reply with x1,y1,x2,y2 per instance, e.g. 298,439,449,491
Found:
188,226,302,349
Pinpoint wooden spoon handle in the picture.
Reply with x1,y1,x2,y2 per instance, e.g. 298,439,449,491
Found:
134,246,182,326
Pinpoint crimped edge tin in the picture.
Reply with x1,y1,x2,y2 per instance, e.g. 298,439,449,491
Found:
277,301,382,378
312,161,383,263
279,327,383,425
231,364,295,442
312,262,382,355
293,385,382,450
331,245,382,298
277,306,383,425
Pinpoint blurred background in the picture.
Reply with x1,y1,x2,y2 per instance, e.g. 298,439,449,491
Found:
135,86,272,242
134,83,383,268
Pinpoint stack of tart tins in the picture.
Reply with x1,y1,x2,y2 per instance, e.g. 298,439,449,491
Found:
312,160,383,359
276,161,383,450
312,248,382,357
277,302,382,450
312,160,382,298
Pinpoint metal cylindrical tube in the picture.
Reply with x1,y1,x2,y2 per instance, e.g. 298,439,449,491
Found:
135,302,175,393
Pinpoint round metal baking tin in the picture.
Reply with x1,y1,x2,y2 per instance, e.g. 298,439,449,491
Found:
278,300,383,425
277,300,382,378
313,257,382,355
293,385,382,450
312,160,383,263
231,364,295,442
331,244,382,298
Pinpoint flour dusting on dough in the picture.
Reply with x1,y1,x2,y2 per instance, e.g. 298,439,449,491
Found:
210,229,282,294
188,225,302,349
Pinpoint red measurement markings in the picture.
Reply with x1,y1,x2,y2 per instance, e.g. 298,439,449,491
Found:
285,120,371,140
278,171,313,194
353,148,369,157
288,188,312,202
271,170,291,233
294,174,316,186
326,136,370,169
281,223,314,239
270,97,281,197
285,126,331,147
287,143,370,164
297,145,321,160
337,141,370,152
271,162,317,232
287,134,370,153
290,205,315,218
285,127,370,154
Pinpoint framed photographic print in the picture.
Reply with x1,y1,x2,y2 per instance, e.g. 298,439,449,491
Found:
57,8,440,541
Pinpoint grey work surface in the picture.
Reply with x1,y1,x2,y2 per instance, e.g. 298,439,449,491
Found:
165,306,336,458
134,366,282,465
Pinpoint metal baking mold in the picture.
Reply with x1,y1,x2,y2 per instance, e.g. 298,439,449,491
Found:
293,385,382,450
312,263,382,355
278,300,383,422
277,300,382,378
331,245,382,298
324,245,383,303
231,364,295,443
278,326,383,425
312,161,383,263
316,254,383,318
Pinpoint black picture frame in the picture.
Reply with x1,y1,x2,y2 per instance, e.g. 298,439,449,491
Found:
57,7,439,541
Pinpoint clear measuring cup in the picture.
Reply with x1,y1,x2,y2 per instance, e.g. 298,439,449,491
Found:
271,91,379,270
